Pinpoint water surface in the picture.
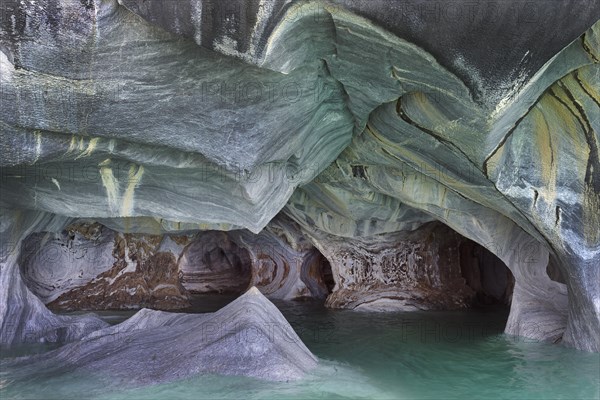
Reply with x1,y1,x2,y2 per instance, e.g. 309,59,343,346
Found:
1,296,598,399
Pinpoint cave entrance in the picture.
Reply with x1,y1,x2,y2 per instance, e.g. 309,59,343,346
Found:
318,221,514,313
458,239,515,307
318,253,335,294
302,250,335,298
178,231,253,295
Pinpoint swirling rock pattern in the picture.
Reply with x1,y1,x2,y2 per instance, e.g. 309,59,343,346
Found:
229,215,333,299
0,210,108,346
20,223,191,311
1,0,599,353
176,222,333,299
19,223,117,304
48,251,190,311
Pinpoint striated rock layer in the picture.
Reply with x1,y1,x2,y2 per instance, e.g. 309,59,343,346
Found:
48,252,189,311
19,223,118,304
0,0,599,352
229,216,334,300
178,231,252,294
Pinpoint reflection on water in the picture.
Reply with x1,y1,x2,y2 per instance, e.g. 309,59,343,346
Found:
1,296,599,399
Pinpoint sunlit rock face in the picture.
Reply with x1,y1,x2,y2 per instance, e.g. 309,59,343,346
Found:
0,0,353,233
6,287,319,383
1,0,599,354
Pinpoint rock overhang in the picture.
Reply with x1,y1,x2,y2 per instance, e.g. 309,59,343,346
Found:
0,0,598,353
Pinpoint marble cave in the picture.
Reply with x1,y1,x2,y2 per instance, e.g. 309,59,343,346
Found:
0,0,599,399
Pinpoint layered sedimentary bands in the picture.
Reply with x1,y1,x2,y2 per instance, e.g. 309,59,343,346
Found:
0,2,598,386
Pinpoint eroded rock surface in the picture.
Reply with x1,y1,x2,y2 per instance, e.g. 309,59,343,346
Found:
48,251,189,311
179,231,252,294
20,223,191,311
229,216,334,300
19,223,117,304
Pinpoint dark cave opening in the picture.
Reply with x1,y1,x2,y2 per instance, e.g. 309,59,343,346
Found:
319,254,335,293
17,218,522,318
178,231,253,295
458,239,515,308
546,256,567,284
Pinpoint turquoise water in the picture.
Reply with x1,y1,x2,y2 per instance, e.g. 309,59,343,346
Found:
1,297,599,399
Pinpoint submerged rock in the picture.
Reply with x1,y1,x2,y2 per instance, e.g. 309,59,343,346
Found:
5,287,318,384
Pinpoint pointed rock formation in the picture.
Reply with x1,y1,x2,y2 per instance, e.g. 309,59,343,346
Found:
4,287,318,385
